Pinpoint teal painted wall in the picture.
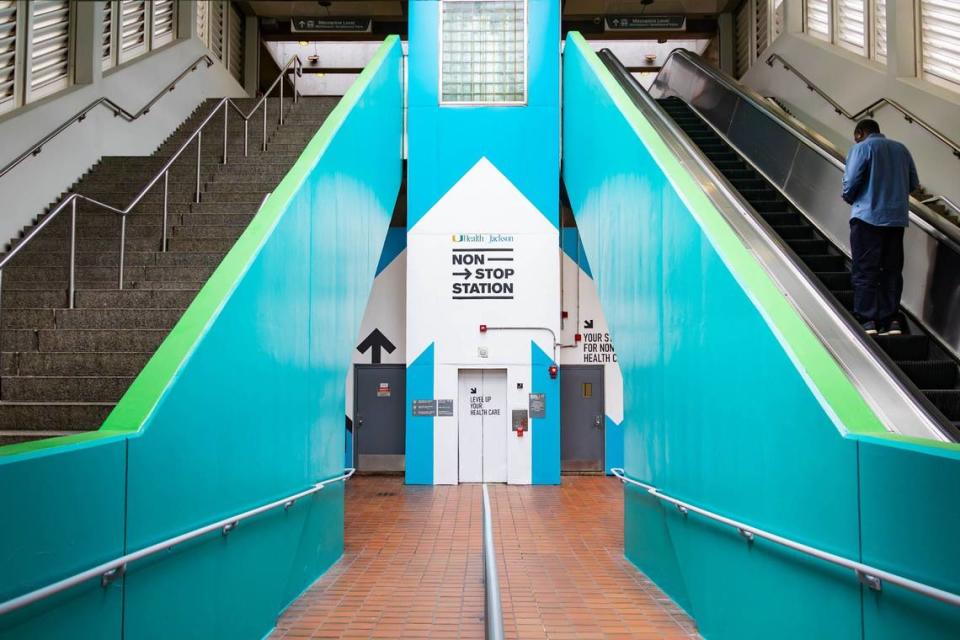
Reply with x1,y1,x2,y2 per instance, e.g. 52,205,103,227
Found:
562,33,960,639
0,38,403,639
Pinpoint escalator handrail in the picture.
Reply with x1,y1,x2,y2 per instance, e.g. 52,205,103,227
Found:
597,48,957,443
653,48,960,254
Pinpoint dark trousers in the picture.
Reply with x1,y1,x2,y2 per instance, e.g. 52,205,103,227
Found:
850,218,904,325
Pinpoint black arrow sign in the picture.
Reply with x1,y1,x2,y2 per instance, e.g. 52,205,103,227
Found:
452,268,473,280
470,387,478,394
357,329,396,364
584,319,594,329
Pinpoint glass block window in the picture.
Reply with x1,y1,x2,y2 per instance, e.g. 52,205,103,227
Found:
440,0,526,105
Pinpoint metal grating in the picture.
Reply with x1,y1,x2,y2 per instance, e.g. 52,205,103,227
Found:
920,0,960,87
29,0,71,97
440,0,526,105
0,0,16,112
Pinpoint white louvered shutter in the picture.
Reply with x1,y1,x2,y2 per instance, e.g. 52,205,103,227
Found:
28,0,71,101
872,0,886,62
152,0,176,48
756,0,769,56
118,0,146,62
837,0,866,56
774,0,785,38
210,1,225,60
735,0,751,78
102,0,114,70
920,0,960,87
805,0,831,41
227,2,243,82
0,0,17,113
196,0,209,47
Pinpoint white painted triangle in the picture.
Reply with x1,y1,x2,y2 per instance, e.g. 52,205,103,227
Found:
410,157,555,234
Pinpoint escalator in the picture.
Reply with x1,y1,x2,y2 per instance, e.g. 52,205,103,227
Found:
598,49,960,440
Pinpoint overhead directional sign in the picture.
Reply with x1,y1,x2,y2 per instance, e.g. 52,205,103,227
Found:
291,17,372,33
605,15,687,31
357,328,396,364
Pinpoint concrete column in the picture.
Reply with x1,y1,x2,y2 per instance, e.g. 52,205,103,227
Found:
177,0,197,41
887,0,917,79
243,15,259,96
73,0,101,85
786,0,803,35
718,12,735,75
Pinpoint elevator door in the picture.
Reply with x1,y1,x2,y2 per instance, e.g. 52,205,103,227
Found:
457,369,507,483
560,365,605,472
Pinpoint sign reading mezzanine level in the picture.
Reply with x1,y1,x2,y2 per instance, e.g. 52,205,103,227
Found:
450,234,517,300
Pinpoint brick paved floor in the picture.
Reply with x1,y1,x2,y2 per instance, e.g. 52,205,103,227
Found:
271,476,698,640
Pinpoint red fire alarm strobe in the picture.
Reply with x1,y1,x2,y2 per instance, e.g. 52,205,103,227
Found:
548,364,558,379
479,324,488,333
574,333,582,342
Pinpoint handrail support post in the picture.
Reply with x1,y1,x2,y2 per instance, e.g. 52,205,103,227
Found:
118,216,126,290
161,171,169,252
68,198,77,309
195,130,203,203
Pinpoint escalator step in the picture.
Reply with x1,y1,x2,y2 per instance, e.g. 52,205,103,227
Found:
749,200,791,214
802,254,846,272
762,212,803,226
776,225,816,240
786,238,830,255
713,160,747,170
723,169,757,180
705,151,740,163
833,290,854,309
875,334,930,360
896,360,959,390
816,271,851,290
925,390,960,420
729,178,767,191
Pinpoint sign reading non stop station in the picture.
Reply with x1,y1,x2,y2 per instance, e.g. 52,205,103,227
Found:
451,246,516,299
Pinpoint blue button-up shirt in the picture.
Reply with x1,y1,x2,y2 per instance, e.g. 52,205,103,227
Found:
842,133,919,227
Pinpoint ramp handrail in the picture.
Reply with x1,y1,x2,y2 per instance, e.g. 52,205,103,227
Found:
482,484,505,640
0,55,216,180
765,53,960,160
0,468,355,617
0,54,302,322
610,468,960,608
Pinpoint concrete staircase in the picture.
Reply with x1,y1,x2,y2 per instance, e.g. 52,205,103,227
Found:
0,96,338,445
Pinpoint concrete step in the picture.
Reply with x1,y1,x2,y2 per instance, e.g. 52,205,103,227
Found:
1,375,134,402
166,238,237,253
7,250,226,267
3,307,185,330
2,328,169,352
38,211,256,230
73,288,198,309
169,224,248,239
0,402,113,432
2,351,153,376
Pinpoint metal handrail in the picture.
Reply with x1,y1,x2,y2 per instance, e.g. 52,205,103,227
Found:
610,468,960,608
482,484,505,640
0,55,216,180
0,54,302,315
765,53,960,160
0,468,355,617
921,195,960,218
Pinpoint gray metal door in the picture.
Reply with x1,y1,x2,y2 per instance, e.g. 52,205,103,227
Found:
560,365,605,472
354,365,406,472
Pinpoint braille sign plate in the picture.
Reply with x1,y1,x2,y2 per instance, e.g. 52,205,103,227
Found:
529,393,546,419
412,400,437,417
437,399,454,417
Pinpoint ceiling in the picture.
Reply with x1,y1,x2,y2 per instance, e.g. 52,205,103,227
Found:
245,0,739,19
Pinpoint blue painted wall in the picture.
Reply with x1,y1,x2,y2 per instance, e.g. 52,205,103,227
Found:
562,33,959,639
406,0,560,229
405,344,435,485
531,341,560,484
0,38,403,639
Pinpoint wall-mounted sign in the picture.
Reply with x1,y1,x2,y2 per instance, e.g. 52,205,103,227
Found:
377,383,391,398
528,393,546,419
291,17,373,33
412,400,437,417
437,399,454,417
604,15,686,31
451,234,517,300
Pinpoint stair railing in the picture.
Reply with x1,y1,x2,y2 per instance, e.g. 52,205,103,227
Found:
0,54,302,331
611,468,960,608
0,55,216,181
765,53,960,160
0,468,355,617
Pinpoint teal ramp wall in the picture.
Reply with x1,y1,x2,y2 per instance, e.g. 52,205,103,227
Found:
0,36,403,640
562,32,960,640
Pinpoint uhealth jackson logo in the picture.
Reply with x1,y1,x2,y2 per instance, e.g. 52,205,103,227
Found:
451,233,515,243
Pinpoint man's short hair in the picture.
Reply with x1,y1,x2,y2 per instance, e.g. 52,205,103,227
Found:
855,119,881,137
